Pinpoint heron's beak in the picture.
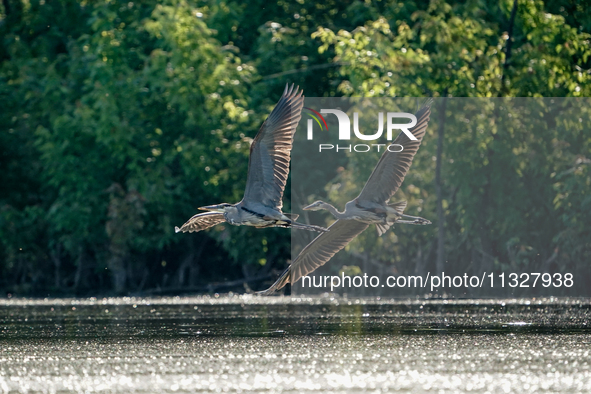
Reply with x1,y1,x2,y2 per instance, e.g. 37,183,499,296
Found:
302,203,316,211
198,204,226,212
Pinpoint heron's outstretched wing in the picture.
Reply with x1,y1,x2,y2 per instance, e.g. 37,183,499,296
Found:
242,84,304,210
357,101,432,204
175,212,225,233
259,219,369,293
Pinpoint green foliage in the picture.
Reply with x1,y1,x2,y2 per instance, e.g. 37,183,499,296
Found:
0,0,271,294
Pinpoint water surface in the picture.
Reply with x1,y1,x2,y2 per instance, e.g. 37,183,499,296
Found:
1,296,590,392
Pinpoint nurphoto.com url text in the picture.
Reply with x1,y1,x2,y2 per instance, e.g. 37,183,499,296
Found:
301,272,574,292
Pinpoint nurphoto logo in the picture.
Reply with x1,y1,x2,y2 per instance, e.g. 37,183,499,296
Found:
305,107,417,152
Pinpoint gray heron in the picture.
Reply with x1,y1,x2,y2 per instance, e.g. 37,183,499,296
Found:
175,84,327,234
259,100,433,294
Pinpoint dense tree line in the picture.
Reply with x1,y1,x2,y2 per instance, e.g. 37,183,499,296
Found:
0,0,589,296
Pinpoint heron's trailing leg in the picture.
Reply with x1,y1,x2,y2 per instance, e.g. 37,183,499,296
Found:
289,220,329,233
398,214,431,225
401,213,430,222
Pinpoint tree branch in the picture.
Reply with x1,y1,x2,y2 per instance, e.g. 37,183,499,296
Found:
262,62,348,80
435,93,447,276
1,0,11,17
501,0,519,94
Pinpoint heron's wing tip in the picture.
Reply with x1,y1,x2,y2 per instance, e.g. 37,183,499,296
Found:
282,83,304,99
421,97,434,109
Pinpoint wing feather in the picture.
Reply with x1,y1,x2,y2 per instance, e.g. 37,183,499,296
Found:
258,219,369,294
357,102,432,203
242,84,304,209
175,212,225,233
290,219,369,285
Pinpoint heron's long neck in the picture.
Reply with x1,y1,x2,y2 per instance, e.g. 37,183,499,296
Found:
320,202,346,219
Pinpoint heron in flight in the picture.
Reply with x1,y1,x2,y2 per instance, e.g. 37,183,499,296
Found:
175,84,327,234
259,100,433,294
